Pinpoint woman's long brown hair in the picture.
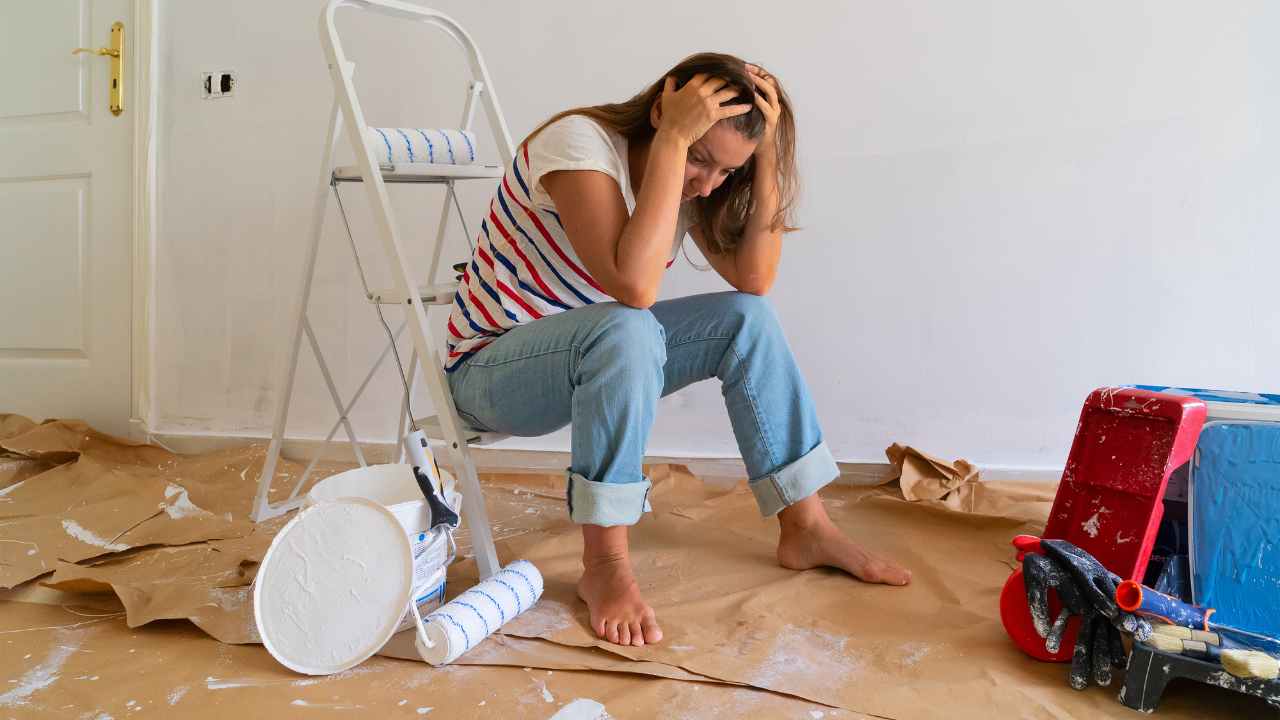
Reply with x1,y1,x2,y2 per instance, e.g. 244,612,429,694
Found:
525,52,798,254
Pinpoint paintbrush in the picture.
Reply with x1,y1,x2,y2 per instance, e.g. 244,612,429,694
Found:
1145,625,1280,680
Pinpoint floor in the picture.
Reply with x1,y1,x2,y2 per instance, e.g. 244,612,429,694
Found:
1,416,1274,719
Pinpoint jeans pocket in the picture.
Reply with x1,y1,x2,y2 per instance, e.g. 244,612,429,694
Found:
454,407,492,433
446,364,490,432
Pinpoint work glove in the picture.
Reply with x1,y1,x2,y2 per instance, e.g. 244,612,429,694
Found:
1022,539,1150,689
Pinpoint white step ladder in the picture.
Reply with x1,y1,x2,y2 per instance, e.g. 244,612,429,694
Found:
251,0,515,580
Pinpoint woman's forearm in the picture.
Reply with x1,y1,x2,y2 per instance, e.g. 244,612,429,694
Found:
613,130,689,305
734,152,783,293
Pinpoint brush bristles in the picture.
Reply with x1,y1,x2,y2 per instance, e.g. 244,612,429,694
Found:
1149,624,1220,646
1145,633,1185,654
1222,650,1280,680
1144,626,1280,679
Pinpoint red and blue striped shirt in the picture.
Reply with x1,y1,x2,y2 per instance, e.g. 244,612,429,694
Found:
445,116,686,371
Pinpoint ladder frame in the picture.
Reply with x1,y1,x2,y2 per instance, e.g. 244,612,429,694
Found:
251,0,516,580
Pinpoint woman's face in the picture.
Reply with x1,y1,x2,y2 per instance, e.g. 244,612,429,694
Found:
682,121,758,201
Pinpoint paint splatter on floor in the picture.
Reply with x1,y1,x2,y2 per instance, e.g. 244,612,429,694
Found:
167,686,188,706
898,641,931,667
61,520,129,552
549,698,611,719
0,629,84,709
750,624,862,690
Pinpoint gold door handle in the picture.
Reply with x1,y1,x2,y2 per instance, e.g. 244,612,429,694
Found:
72,47,120,58
71,21,124,115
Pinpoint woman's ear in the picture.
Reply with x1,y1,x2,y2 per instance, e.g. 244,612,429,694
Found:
650,98,662,130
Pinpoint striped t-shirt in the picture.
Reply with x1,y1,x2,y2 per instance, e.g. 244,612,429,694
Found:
444,115,689,371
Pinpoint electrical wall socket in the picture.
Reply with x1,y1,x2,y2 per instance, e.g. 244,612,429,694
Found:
202,71,236,98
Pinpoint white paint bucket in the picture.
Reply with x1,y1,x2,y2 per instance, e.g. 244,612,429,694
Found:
307,463,458,632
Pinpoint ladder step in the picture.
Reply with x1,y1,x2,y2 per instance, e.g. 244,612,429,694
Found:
333,162,504,184
415,414,509,447
367,282,458,306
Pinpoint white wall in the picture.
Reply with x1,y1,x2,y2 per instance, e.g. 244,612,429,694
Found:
152,0,1280,471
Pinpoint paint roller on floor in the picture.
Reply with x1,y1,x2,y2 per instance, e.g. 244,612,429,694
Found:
408,559,544,666
403,432,546,666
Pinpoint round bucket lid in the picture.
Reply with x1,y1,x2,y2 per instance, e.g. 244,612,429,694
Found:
253,498,412,675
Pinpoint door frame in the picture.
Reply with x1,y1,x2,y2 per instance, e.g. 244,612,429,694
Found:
129,0,157,440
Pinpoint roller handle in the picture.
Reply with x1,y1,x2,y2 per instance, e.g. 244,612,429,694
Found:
1115,579,1214,630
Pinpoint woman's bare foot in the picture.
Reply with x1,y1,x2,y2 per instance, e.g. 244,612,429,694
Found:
576,525,663,647
776,495,912,586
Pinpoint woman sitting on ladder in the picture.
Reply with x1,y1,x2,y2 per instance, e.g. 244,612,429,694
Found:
445,52,912,648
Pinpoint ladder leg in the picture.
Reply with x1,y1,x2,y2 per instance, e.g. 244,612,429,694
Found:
424,360,500,578
332,58,501,577
426,183,454,282
284,317,408,503
253,99,342,522
303,317,368,468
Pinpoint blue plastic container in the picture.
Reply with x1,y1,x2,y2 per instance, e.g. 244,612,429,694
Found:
1189,419,1280,639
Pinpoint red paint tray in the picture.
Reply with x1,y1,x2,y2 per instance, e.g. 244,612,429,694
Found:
1001,387,1206,661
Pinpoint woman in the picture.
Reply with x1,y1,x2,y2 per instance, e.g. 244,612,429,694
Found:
445,52,911,649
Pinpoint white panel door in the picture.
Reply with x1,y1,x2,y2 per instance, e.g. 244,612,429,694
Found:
0,1,134,435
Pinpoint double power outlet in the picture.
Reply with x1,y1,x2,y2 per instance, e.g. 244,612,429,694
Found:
202,70,237,99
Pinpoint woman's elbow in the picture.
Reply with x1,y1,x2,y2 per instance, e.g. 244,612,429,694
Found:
612,283,658,309
733,275,774,296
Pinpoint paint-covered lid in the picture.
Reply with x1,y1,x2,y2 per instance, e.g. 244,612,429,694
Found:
253,498,412,675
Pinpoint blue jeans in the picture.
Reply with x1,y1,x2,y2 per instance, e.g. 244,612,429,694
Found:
447,291,838,526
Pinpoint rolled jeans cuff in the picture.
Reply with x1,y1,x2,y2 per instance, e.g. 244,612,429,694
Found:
567,472,652,526
748,441,839,517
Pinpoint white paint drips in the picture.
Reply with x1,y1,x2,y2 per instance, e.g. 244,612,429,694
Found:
290,699,364,709
163,483,213,520
416,707,433,714
0,479,27,497
537,679,555,703
1081,513,1102,538
899,641,931,667
550,698,611,719
61,520,129,552
167,686,188,706
0,630,83,708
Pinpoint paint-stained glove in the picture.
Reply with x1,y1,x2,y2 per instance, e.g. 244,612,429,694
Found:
1022,539,1151,689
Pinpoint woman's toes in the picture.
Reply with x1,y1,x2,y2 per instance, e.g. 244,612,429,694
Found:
629,621,645,646
618,622,632,646
641,613,664,644
605,621,621,644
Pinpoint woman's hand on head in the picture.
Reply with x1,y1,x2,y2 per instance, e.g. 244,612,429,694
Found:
655,74,753,148
746,64,781,157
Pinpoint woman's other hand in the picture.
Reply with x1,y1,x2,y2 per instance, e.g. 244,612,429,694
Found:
746,64,780,158
655,74,752,148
